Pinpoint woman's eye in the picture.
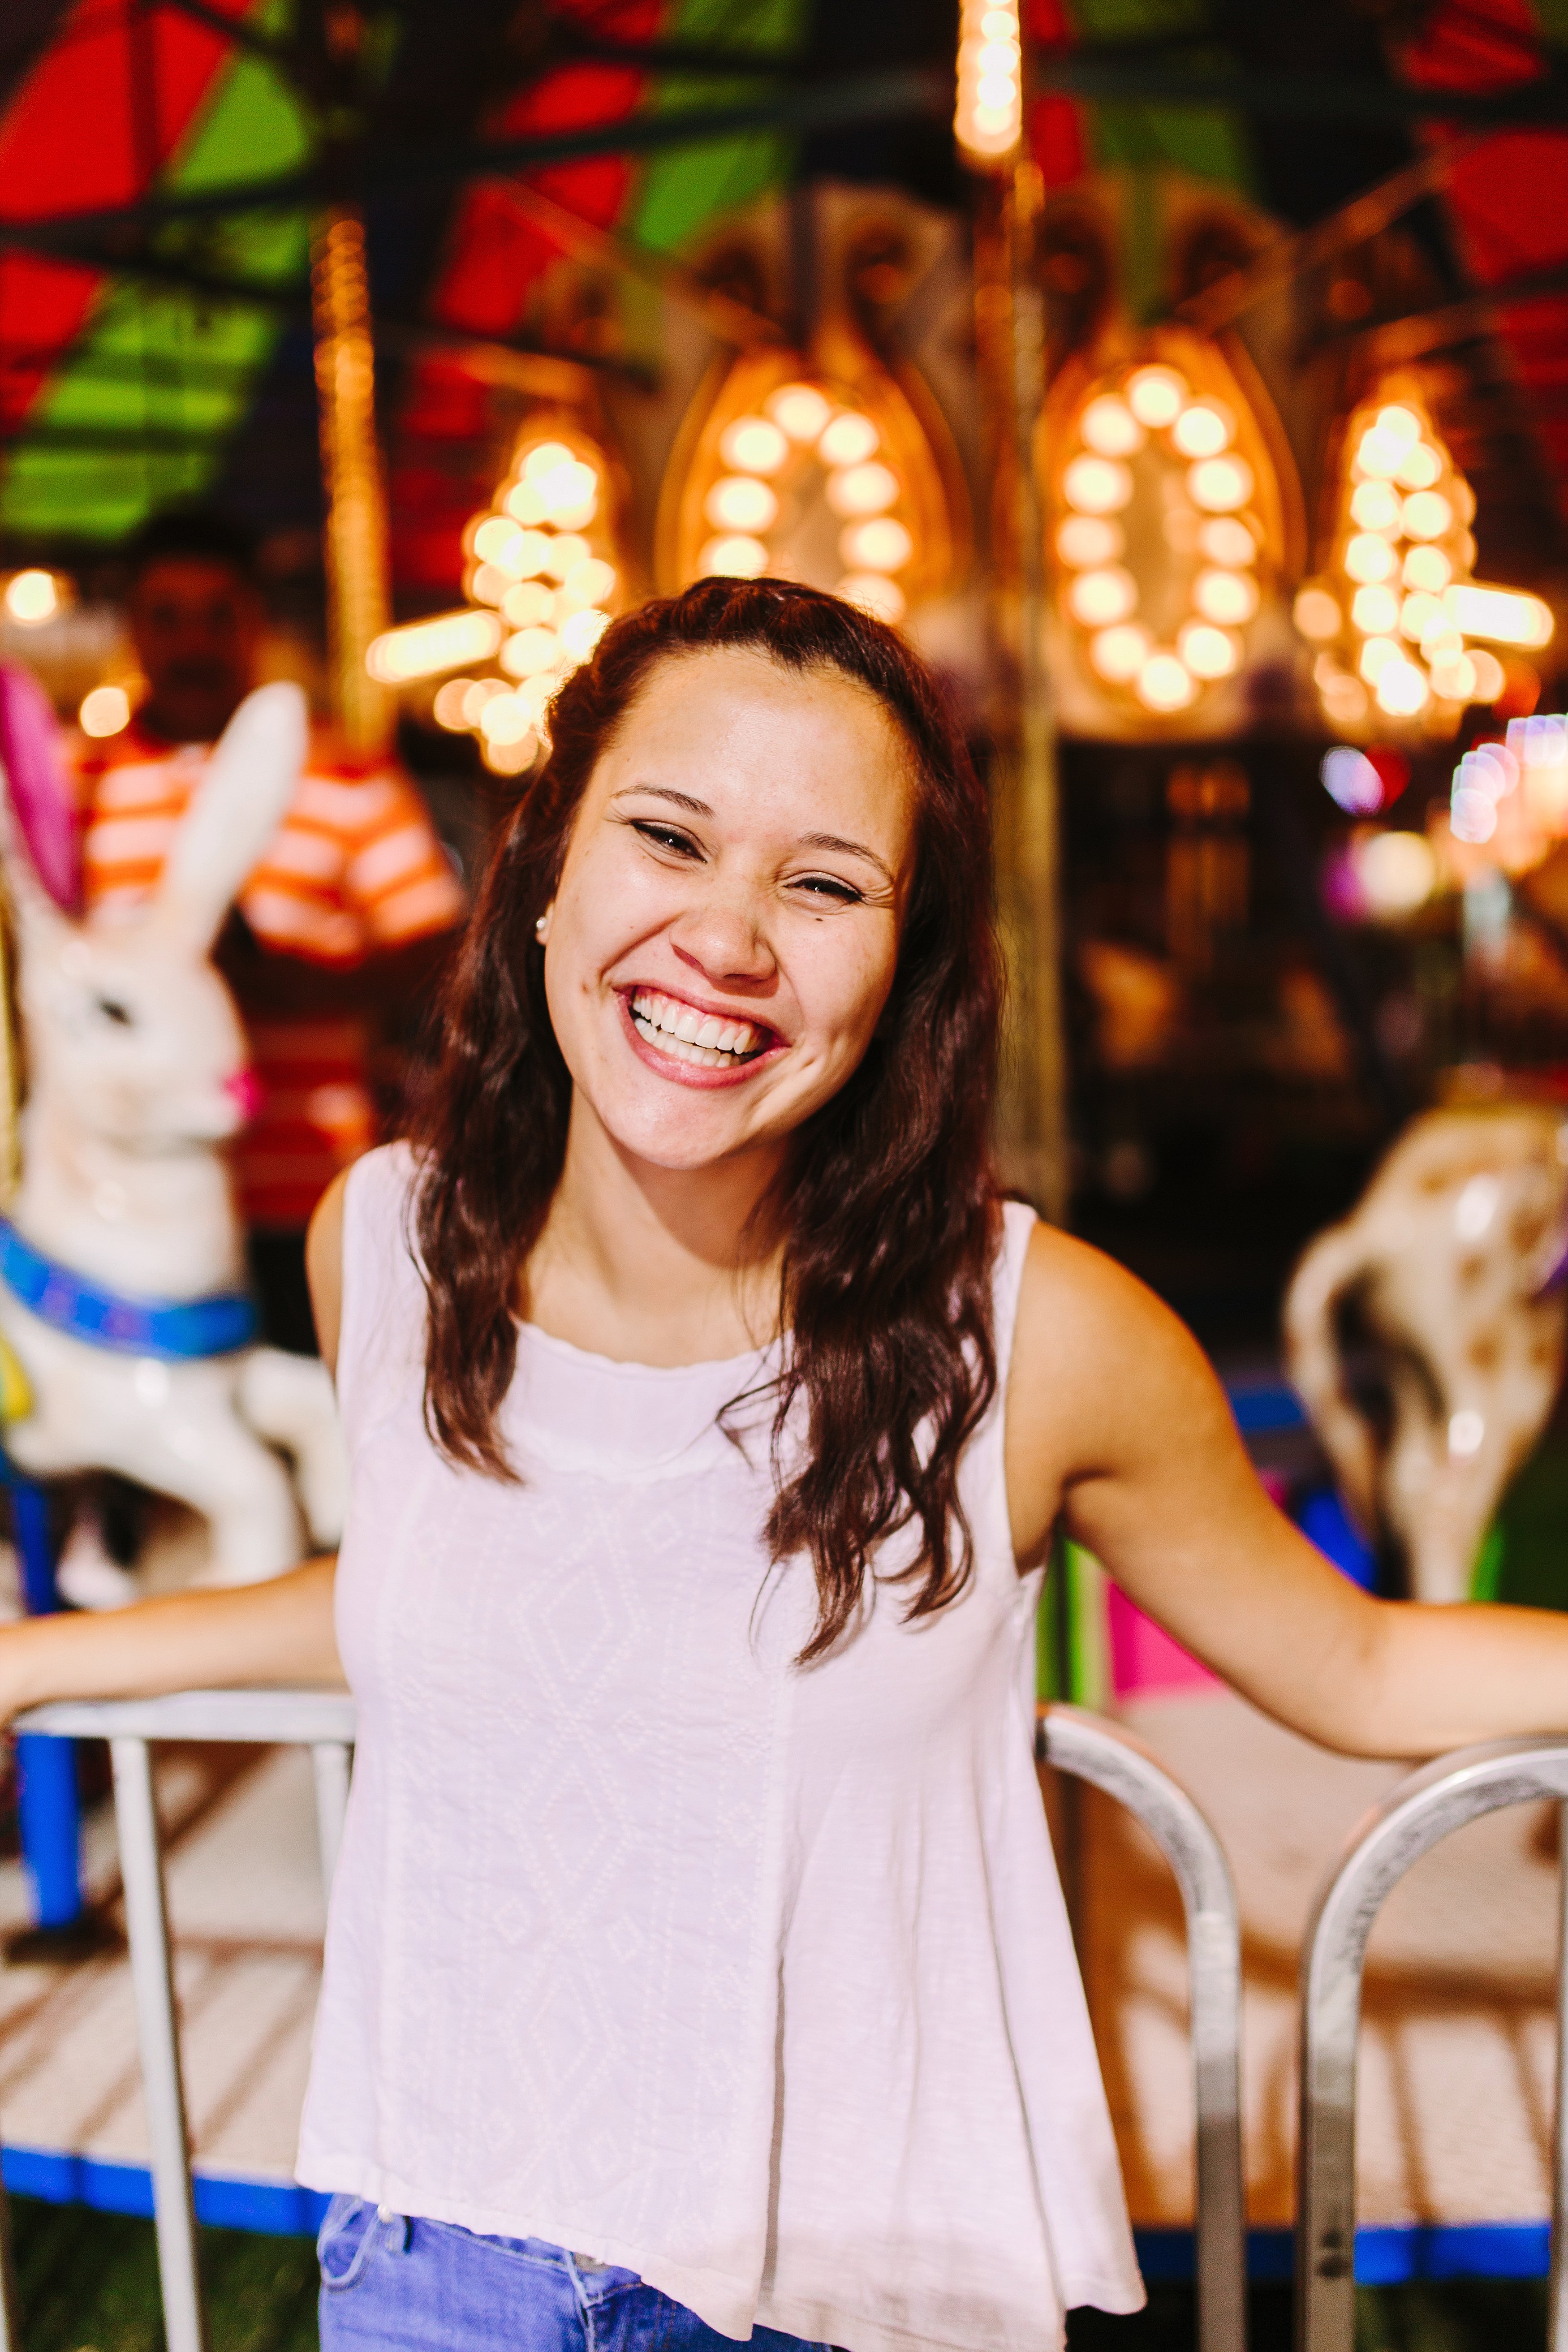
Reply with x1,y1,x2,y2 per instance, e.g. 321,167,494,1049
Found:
793,874,862,905
632,821,702,858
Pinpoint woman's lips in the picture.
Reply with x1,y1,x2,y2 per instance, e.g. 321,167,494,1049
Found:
619,988,782,1088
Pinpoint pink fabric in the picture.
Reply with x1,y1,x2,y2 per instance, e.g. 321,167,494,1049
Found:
0,665,78,909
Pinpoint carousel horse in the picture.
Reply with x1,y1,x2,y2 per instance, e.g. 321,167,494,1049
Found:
0,675,345,1603
1284,1105,1568,1604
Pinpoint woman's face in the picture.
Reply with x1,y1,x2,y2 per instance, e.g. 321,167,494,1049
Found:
543,646,918,1176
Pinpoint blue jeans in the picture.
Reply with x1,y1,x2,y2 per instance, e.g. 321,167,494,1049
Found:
316,2195,837,2352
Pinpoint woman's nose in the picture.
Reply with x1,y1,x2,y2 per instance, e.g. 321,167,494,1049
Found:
669,888,775,986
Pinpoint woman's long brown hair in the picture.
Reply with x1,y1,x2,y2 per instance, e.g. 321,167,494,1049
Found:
410,578,1003,1661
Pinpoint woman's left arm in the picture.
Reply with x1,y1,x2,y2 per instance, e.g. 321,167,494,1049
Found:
1007,1223,1568,1759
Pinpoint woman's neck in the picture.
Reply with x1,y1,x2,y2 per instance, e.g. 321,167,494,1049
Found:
523,1099,786,1366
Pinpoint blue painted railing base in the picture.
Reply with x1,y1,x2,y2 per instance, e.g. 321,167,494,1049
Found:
0,2144,329,2237
1133,2221,1551,2287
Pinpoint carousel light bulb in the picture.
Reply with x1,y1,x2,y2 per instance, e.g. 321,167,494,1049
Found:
1352,584,1400,635
955,0,1021,161
767,382,832,442
522,442,574,481
1349,480,1401,532
501,626,563,679
535,460,598,525
1062,455,1133,515
4,569,56,624
480,692,537,745
1344,532,1398,585
1177,622,1241,680
827,461,899,517
840,517,914,572
1399,591,1445,643
1469,648,1507,701
564,556,616,606
484,731,538,778
1188,455,1252,513
1444,583,1555,648
366,607,503,684
460,678,508,725
1193,568,1258,626
699,534,769,578
79,684,129,737
1171,401,1233,460
719,416,788,475
468,564,508,606
840,573,907,623
1359,635,1400,684
1067,566,1137,627
542,534,589,581
1430,652,1479,703
1136,651,1197,711
472,515,522,566
1089,623,1150,683
432,679,473,730
818,412,880,466
1401,490,1452,541
1395,442,1443,490
1198,517,1255,566
560,607,611,660
1403,544,1451,592
1355,429,1405,480
1080,396,1145,458
1376,405,1423,449
1056,515,1123,566
504,480,548,526
1293,586,1342,642
706,476,779,533
1125,366,1186,427
1374,657,1431,717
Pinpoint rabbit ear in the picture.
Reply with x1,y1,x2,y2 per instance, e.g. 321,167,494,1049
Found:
152,682,308,952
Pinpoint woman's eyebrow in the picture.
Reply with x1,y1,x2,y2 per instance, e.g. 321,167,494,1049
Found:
612,785,712,816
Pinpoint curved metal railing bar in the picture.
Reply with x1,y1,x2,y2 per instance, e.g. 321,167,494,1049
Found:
1038,1702,1247,2352
1296,1735,1568,2352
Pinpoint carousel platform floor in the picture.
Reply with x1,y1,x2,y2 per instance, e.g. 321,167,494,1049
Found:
0,1688,1553,2285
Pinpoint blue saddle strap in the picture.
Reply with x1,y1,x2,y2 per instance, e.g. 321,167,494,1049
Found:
0,1219,258,1360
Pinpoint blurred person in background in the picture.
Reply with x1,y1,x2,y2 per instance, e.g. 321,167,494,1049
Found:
69,506,463,1352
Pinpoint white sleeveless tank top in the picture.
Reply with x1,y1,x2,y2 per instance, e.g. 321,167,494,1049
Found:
296,1143,1143,2351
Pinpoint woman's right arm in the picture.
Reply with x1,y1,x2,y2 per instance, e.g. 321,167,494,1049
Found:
0,1172,355,1723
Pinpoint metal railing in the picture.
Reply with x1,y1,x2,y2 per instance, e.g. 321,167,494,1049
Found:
1039,1702,1247,2352
13,1689,357,2352
0,1694,1241,2352
1296,1734,1568,2352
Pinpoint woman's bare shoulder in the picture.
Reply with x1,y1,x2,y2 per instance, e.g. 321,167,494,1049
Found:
305,1170,352,1377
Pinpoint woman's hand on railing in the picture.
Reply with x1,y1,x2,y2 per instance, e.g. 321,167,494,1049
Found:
0,1555,343,1724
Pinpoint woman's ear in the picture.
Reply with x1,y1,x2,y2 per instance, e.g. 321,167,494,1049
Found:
534,904,553,944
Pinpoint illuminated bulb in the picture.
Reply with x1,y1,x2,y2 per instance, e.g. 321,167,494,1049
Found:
1177,622,1240,680
504,480,547,526
564,556,616,606
366,607,502,684
461,679,509,725
523,442,575,482
1293,586,1342,642
1322,747,1385,815
1451,786,1498,844
1349,480,1401,532
1395,442,1442,491
484,731,538,778
1352,585,1400,634
1376,405,1422,450
501,626,563,680
767,383,832,442
1125,366,1186,428
840,517,914,572
700,534,769,577
1401,490,1452,540
1321,673,1370,727
1062,455,1133,515
840,573,907,624
1136,651,1197,712
541,534,589,581
1444,583,1555,648
1199,517,1255,566
706,476,779,533
1089,624,1150,683
1374,657,1430,717
534,460,597,524
1056,516,1123,567
1356,831,1436,915
4,569,56,624
1344,532,1398,585
472,515,521,565
1399,591,1445,643
560,607,611,660
1355,429,1407,480
432,680,473,730
1452,478,1478,526
818,412,880,466
1079,396,1145,458
1469,649,1506,701
1403,544,1451,592
827,461,899,517
719,416,788,475
515,673,560,724
1187,455,1252,512
1430,652,1478,702
502,580,554,628
1171,401,1233,460
469,565,510,605
480,693,537,746
1193,569,1258,626
1359,636,1400,684
1067,566,1137,627
79,684,129,737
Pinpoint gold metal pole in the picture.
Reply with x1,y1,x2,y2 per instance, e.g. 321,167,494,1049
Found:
311,204,393,757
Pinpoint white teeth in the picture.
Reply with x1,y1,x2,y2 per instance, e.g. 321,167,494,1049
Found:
629,991,765,1068
716,1024,737,1052
673,1008,702,1043
695,1016,723,1049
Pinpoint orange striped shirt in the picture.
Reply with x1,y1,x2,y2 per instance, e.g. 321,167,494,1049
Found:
73,719,464,1228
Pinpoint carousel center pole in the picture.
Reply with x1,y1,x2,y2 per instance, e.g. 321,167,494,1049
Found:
961,4,1069,1228
311,203,393,757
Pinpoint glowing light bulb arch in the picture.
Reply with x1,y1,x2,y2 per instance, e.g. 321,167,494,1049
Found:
1295,382,1553,739
1046,332,1289,730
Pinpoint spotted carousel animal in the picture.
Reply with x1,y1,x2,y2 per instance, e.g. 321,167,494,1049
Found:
1284,1106,1568,1604
0,677,345,1603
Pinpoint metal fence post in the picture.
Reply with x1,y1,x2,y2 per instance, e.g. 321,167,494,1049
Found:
1039,1702,1248,2352
1296,1736,1568,2352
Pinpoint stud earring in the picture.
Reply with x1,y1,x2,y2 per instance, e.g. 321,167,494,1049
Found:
534,912,550,942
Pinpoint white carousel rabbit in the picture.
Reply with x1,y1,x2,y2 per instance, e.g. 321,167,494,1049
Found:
0,681,346,1596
